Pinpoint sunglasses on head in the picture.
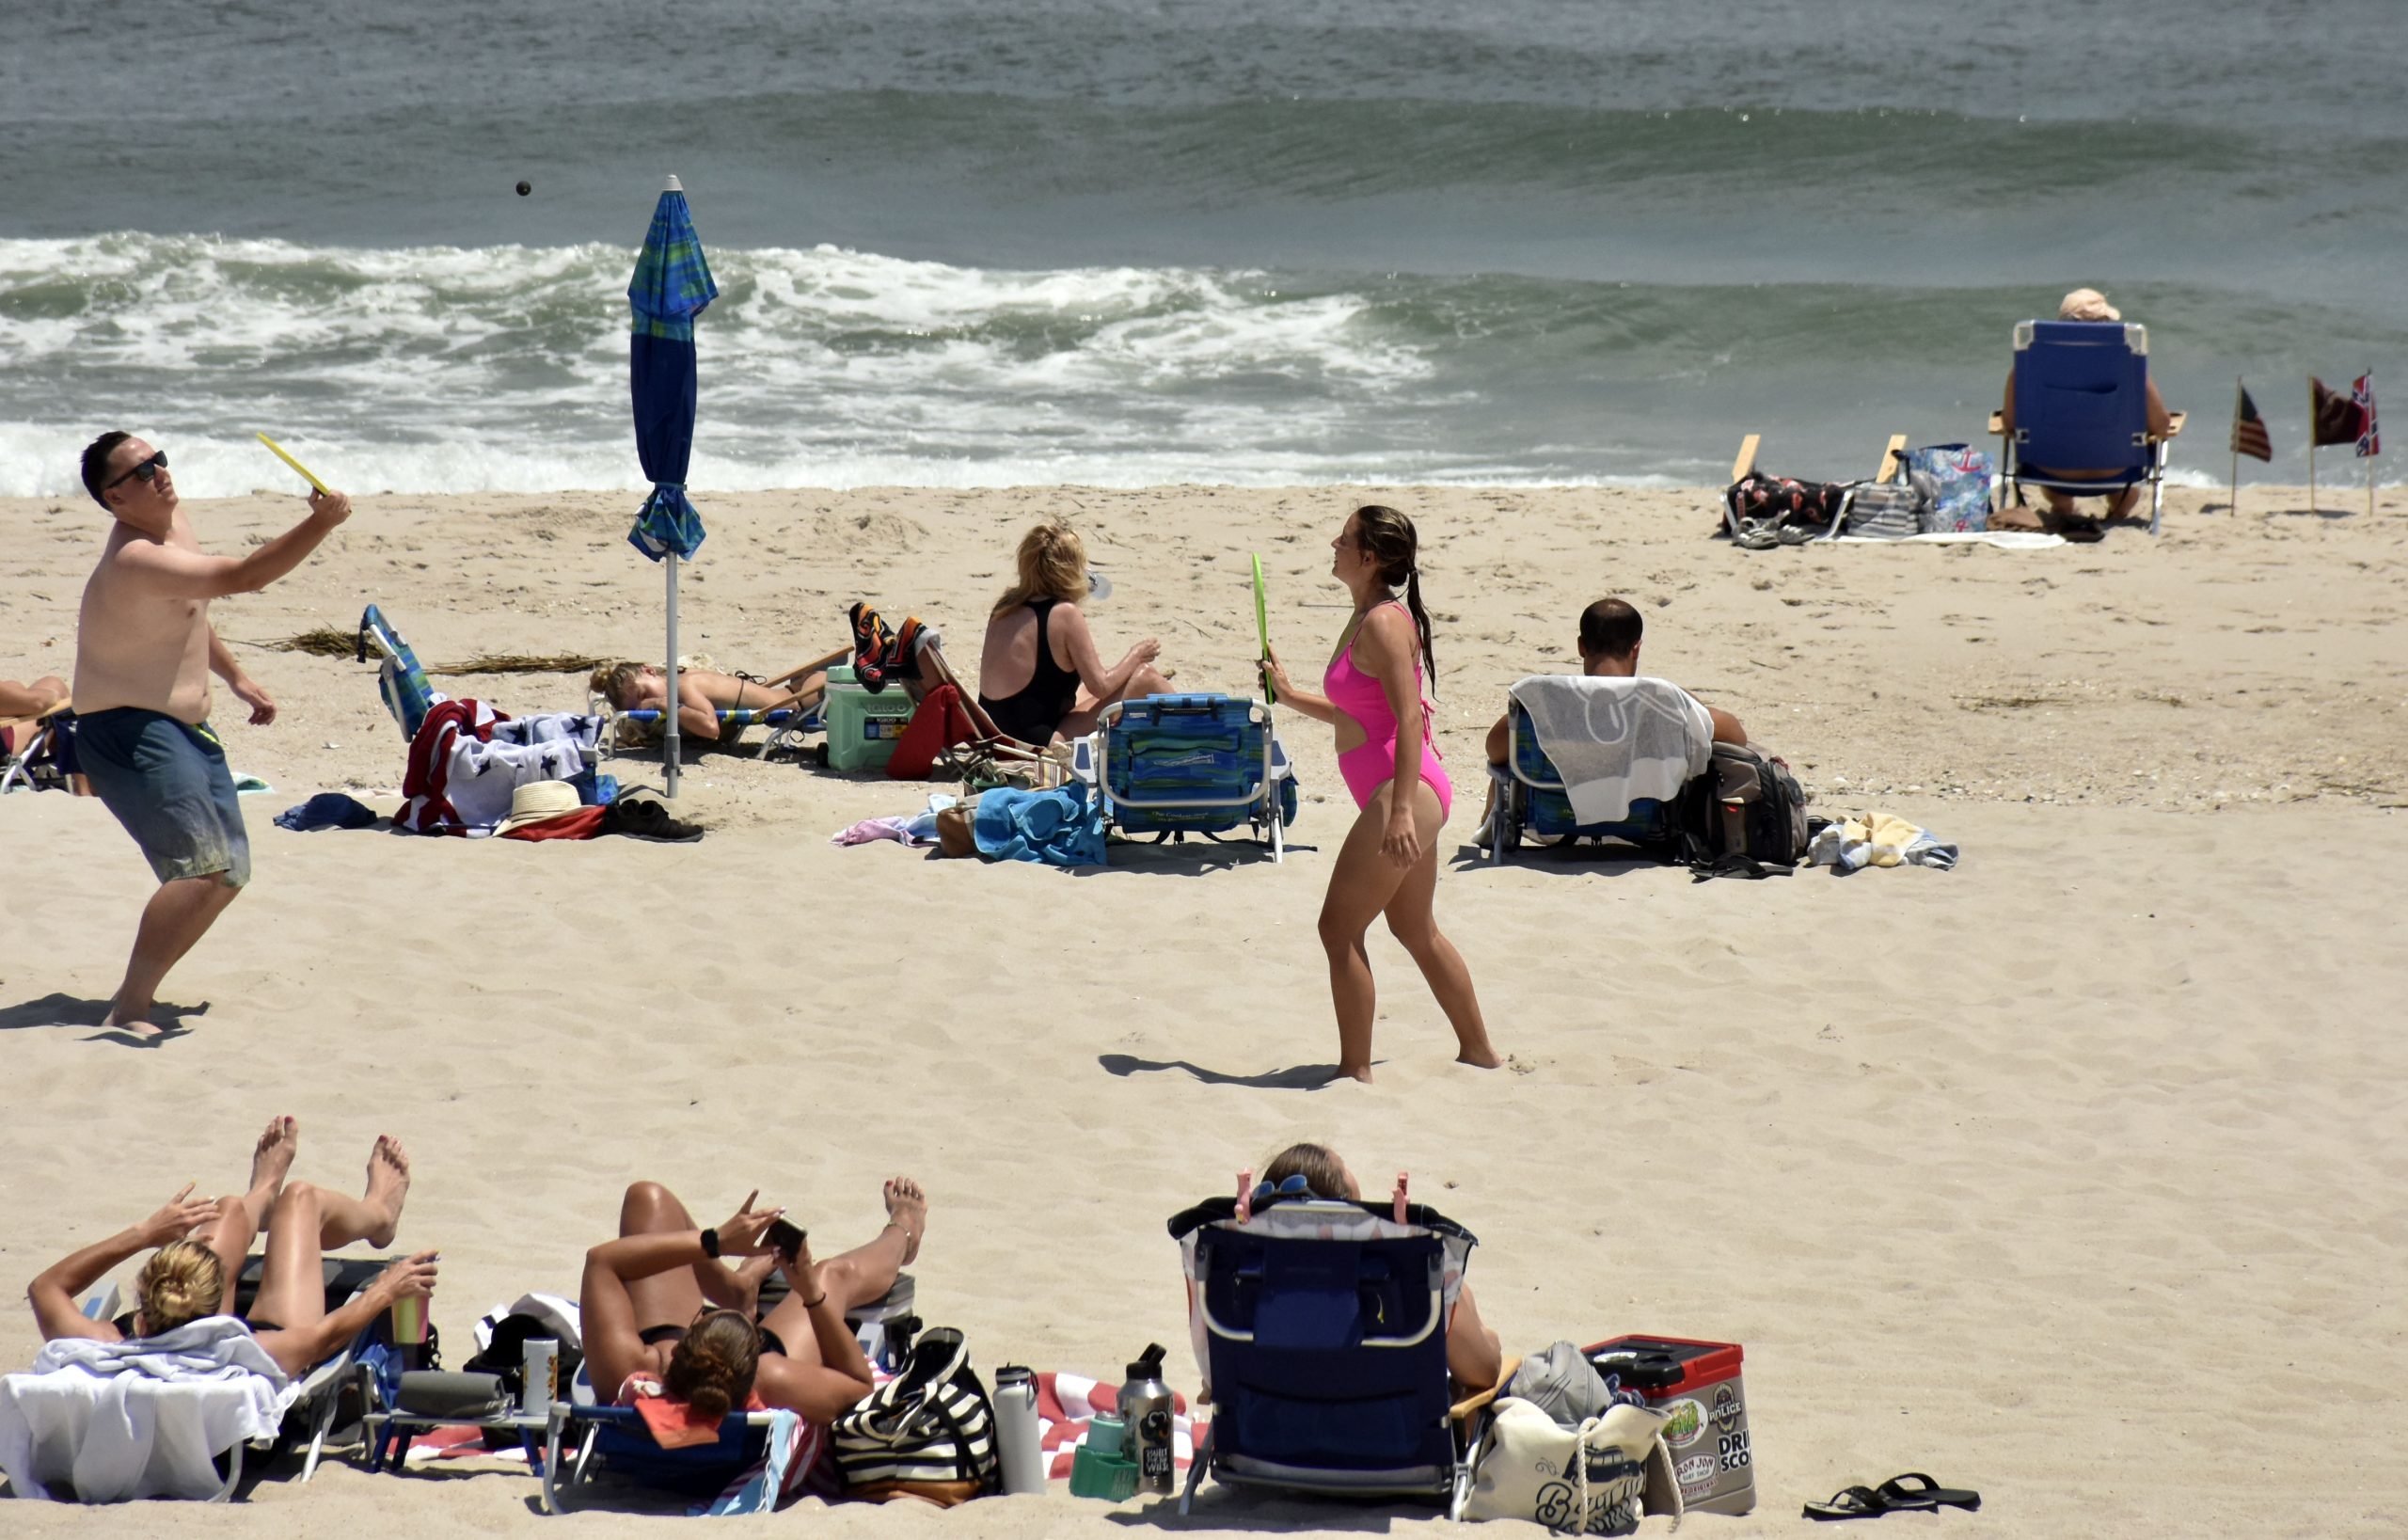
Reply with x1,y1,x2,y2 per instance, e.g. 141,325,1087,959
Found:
105,450,168,491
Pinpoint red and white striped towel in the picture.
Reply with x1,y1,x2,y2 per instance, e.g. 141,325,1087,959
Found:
1037,1371,1203,1481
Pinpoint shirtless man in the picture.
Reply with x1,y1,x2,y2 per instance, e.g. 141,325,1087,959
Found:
73,433,352,1039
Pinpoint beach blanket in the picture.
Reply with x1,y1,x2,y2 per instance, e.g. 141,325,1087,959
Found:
973,784,1106,867
0,1317,296,1502
398,699,601,835
1834,530,2066,549
1507,675,1712,828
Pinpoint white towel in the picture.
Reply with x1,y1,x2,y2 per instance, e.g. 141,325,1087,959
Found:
0,1317,296,1502
1506,676,1713,828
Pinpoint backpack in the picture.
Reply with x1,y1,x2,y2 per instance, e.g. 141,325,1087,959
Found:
1902,444,1994,533
1721,473,1847,548
1679,743,1808,879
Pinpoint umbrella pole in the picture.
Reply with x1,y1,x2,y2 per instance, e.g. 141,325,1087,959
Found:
663,555,682,799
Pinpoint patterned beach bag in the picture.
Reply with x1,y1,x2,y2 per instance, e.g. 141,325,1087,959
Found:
1467,1398,1682,1534
1903,444,1994,533
831,1326,999,1502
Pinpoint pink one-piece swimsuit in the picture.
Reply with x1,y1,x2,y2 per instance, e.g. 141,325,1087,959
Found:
1323,600,1451,820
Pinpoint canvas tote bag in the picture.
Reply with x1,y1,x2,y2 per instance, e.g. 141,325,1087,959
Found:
1466,1397,1682,1534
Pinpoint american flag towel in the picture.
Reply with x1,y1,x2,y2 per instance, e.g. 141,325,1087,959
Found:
1036,1371,1202,1481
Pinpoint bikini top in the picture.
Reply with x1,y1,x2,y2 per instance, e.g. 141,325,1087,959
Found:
1323,600,1431,747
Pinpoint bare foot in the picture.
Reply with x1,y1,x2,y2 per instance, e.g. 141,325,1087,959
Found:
1455,1048,1505,1070
362,1135,411,1249
882,1177,927,1265
101,1004,167,1040
1339,1063,1375,1084
250,1116,299,1196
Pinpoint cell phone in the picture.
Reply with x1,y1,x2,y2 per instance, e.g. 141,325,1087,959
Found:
765,1218,807,1262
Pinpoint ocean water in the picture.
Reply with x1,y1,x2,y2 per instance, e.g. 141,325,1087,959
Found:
4,0,2401,497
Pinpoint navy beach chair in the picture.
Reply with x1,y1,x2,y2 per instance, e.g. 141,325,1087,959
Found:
1989,320,2186,534
1167,1190,1485,1516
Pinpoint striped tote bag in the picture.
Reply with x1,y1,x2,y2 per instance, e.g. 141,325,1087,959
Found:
831,1327,1000,1501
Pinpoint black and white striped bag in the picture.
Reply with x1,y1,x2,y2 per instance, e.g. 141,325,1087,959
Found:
830,1326,999,1495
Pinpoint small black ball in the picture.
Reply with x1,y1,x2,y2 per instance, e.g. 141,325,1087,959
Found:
515,181,531,197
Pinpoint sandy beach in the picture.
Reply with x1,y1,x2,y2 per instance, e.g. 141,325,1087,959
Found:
3,482,2404,1538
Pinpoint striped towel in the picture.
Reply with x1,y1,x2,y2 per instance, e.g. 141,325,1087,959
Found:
1037,1371,1200,1481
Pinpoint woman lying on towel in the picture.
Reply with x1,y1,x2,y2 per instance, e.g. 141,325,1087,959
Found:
581,1177,927,1428
1255,1141,1502,1393
25,1116,438,1379
589,648,851,744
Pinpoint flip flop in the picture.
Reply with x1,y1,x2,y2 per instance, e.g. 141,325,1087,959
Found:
1877,1473,1981,1512
1803,1486,1899,1521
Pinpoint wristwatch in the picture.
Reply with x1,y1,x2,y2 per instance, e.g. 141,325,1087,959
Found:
699,1227,721,1259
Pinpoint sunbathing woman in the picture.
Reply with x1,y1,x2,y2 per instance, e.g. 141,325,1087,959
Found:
977,521,1170,746
1260,505,1501,1083
1254,1141,1501,1391
26,1116,437,1379
590,649,850,744
581,1177,928,1434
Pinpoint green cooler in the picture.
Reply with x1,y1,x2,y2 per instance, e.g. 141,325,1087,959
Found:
821,665,916,773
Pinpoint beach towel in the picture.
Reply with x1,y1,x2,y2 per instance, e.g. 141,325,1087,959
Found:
397,700,601,836
1507,676,1713,828
1032,1371,1199,1482
1805,811,1959,871
972,784,1106,867
0,1317,296,1502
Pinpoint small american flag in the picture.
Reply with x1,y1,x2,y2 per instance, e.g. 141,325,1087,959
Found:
2230,383,2272,462
2353,372,2380,457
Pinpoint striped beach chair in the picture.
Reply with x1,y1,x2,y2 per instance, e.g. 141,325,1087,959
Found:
356,605,440,740
1068,694,1297,863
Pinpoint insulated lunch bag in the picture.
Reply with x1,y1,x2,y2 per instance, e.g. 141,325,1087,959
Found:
1683,743,1809,877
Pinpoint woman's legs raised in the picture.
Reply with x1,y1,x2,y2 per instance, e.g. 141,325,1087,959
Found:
754,1178,927,1369
246,1136,410,1331
198,1116,298,1289
613,1182,723,1328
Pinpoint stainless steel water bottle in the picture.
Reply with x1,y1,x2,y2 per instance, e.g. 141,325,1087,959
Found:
992,1364,1046,1495
1120,1343,1174,1495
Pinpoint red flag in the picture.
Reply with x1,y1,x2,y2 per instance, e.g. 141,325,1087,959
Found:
2230,383,2272,462
2353,372,2379,458
2311,375,2368,448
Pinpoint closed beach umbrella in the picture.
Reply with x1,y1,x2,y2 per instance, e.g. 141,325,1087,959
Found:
626,174,719,798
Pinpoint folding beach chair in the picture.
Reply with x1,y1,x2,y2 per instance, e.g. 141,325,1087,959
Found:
1988,320,2186,534
68,1258,388,1500
594,702,825,764
356,604,441,740
1484,677,1713,865
1166,1189,1487,1517
1067,694,1297,863
0,700,85,795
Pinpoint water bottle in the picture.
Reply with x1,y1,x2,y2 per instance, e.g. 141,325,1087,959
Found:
991,1365,1045,1496
1120,1343,1174,1496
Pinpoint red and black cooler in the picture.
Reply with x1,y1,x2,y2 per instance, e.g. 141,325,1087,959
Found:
1585,1335,1754,1516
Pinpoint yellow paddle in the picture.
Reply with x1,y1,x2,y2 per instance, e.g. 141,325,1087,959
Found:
254,432,331,494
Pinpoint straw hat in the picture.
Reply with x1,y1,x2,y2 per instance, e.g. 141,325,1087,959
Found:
495,779,582,834
2058,287,2121,322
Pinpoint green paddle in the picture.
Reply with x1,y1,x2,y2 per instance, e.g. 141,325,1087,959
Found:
1252,552,1275,705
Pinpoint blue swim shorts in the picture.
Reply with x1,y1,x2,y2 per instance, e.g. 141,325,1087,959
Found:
76,707,252,888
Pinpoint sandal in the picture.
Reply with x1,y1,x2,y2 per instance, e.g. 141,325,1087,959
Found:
1877,1473,1981,1512
1803,1486,1902,1521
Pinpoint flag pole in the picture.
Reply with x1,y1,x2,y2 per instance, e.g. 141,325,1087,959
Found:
2307,378,2317,516
2230,374,2240,516
2370,365,2378,521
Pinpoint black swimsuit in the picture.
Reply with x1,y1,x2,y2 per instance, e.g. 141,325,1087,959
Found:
977,598,1081,746
640,1321,789,1360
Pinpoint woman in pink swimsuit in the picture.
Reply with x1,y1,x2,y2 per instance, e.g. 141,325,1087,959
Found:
1261,505,1501,1083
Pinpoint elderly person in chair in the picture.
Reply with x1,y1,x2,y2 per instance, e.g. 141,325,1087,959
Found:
1994,287,2173,534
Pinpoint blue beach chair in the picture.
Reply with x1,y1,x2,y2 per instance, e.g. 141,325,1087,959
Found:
1989,320,2186,535
542,1376,793,1516
1484,677,1712,865
1068,694,1297,863
0,701,80,795
356,605,440,740
1167,1190,1486,1517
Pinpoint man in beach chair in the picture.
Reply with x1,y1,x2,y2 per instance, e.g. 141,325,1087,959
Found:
1478,599,1740,860
1991,288,2185,537
1066,692,1298,861
1167,1142,1495,1517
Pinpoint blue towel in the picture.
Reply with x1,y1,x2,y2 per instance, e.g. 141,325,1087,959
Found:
972,785,1106,867
275,792,380,832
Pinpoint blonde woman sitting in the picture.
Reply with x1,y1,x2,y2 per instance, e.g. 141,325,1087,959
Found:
25,1117,437,1380
976,521,1169,746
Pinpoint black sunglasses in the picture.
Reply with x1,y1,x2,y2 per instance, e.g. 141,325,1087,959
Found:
105,450,168,491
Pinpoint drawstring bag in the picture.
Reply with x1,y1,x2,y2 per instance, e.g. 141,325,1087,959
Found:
1466,1397,1682,1534
831,1326,999,1504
